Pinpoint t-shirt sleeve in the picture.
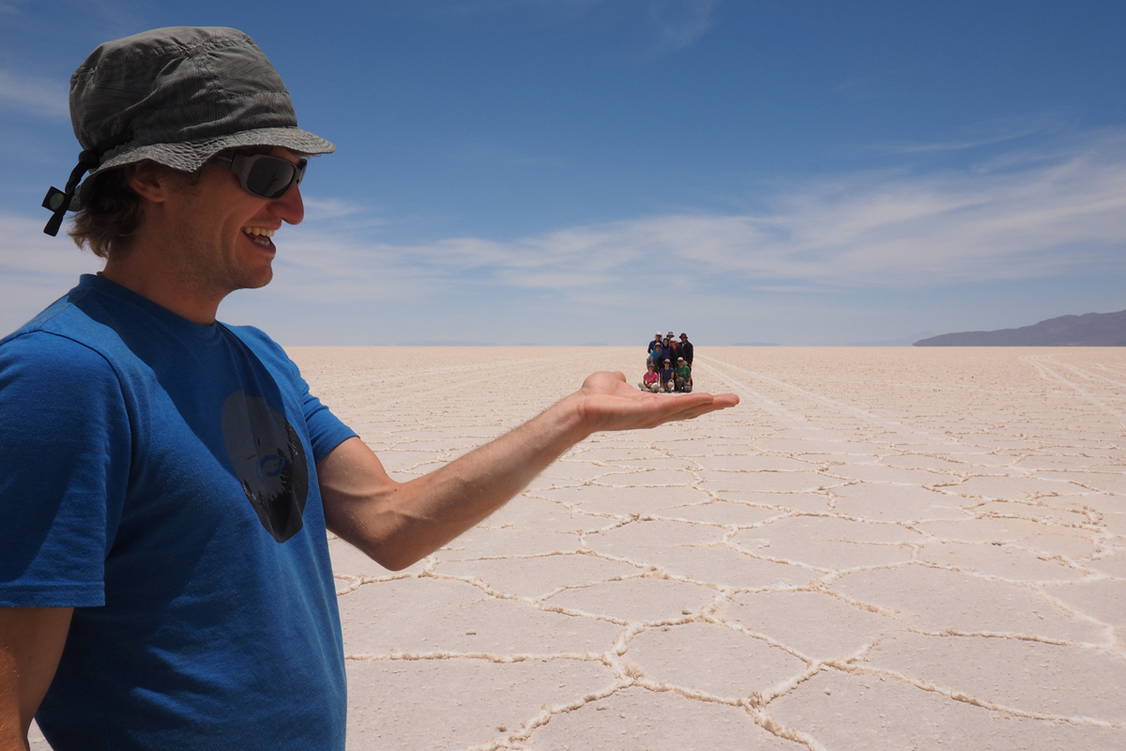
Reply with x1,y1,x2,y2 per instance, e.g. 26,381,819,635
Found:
300,385,356,463
0,332,131,607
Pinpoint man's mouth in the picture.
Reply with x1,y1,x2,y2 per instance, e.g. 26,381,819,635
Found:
243,227,276,248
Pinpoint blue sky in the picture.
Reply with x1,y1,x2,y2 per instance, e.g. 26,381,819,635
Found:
2,0,1124,345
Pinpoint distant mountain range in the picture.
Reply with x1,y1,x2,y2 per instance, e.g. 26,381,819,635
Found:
914,309,1126,346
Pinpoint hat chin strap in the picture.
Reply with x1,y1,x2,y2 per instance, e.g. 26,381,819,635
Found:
42,149,99,236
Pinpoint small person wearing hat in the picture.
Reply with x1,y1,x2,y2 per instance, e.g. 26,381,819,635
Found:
646,331,664,367
658,358,677,392
648,333,668,371
678,332,694,366
639,361,661,392
665,333,680,363
675,356,693,393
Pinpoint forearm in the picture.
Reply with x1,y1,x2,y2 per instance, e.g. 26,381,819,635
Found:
400,394,588,546
323,370,738,570
330,394,590,570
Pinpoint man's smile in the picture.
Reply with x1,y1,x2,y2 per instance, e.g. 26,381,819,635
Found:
243,226,276,249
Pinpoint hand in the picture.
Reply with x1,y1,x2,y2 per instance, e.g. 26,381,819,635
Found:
571,371,739,433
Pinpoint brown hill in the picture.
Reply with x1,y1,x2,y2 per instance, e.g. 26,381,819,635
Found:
914,309,1126,346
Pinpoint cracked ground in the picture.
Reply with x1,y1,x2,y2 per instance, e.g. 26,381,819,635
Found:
32,346,1123,750
298,346,1126,751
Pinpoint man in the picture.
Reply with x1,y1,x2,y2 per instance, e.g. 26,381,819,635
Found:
675,356,693,393
649,335,667,371
0,27,737,750
665,334,680,364
646,331,663,366
659,358,677,392
679,332,694,366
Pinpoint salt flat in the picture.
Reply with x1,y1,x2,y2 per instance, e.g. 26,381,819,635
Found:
294,346,1126,751
30,346,1124,750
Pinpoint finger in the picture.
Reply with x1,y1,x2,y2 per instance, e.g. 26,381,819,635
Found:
653,392,735,410
645,394,710,412
644,397,715,422
679,402,733,420
651,394,737,422
673,392,739,408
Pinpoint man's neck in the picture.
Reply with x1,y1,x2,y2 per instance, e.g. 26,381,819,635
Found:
101,256,224,325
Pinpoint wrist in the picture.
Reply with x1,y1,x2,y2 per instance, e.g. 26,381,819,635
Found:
548,391,596,445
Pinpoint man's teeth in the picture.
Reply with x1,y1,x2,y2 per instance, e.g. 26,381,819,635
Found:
243,227,275,246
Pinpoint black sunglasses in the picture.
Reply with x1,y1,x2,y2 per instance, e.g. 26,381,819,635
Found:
211,153,308,199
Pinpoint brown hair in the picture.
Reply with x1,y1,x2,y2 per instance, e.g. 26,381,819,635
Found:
68,168,145,259
69,162,204,259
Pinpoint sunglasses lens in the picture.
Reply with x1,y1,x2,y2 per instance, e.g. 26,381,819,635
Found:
245,157,297,198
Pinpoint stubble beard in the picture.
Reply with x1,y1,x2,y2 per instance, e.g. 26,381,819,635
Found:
166,220,270,303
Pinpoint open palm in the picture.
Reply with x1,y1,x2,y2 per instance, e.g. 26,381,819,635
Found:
576,371,739,432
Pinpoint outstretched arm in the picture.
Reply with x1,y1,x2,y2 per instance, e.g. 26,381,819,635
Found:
319,371,738,570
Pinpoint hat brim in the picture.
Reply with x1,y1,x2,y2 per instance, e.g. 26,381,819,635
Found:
71,126,334,210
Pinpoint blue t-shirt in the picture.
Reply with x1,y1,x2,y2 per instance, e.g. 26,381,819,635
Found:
0,275,356,750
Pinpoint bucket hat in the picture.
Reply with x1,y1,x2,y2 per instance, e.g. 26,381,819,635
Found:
42,26,334,235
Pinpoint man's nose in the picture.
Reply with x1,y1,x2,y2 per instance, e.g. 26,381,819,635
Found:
270,182,304,225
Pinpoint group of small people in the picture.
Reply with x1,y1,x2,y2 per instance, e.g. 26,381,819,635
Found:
640,331,694,393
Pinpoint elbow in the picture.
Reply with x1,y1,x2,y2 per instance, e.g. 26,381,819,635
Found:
371,548,422,572
356,533,426,572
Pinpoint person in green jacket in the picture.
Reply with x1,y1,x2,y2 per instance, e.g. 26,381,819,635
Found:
675,357,693,393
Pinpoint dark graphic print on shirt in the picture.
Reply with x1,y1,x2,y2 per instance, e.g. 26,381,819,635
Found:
221,391,309,542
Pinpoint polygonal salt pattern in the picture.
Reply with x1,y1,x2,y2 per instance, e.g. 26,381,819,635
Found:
281,346,1126,750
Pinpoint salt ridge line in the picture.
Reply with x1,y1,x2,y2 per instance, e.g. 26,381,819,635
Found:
1034,354,1126,390
702,356,1118,517
699,355,964,447
1025,355,1126,424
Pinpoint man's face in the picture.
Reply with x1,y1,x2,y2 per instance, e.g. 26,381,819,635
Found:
160,146,305,295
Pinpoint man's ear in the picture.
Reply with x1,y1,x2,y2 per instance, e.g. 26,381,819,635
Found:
124,160,179,203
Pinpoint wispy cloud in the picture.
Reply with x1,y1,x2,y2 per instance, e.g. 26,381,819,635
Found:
0,212,94,277
274,129,1126,300
422,0,603,17
0,69,69,119
302,197,369,221
884,130,1042,155
2,130,1124,341
647,0,715,52
422,0,716,55
878,114,1072,155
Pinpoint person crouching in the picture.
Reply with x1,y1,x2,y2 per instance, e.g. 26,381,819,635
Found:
659,359,676,393
639,362,661,392
675,357,692,393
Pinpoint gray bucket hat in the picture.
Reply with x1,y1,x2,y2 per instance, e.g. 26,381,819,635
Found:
43,26,334,235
